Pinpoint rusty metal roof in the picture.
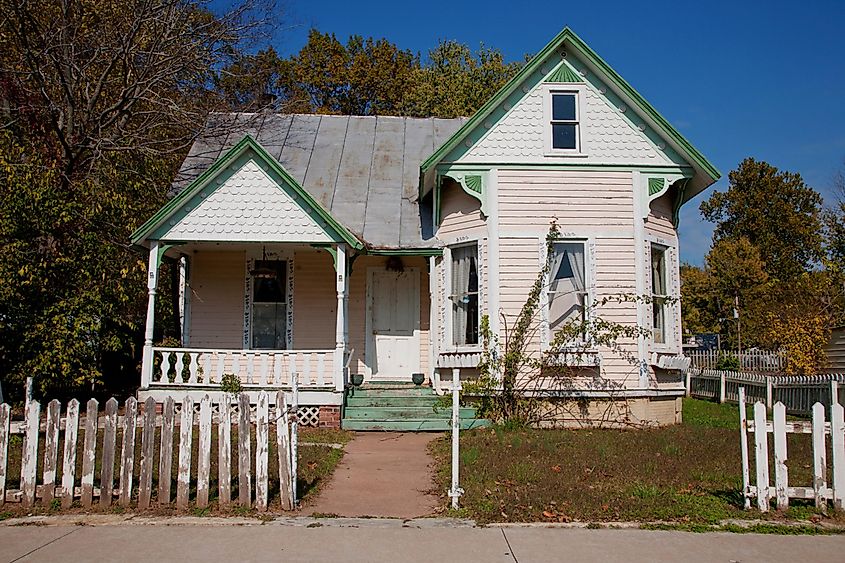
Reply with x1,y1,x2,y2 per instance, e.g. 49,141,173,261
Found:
173,113,468,249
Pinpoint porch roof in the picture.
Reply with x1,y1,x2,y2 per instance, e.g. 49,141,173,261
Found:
171,113,467,249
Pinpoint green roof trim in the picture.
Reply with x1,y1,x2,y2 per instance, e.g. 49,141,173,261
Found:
419,26,720,184
130,135,364,250
546,61,583,83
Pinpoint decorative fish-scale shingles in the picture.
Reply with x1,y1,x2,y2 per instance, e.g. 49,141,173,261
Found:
362,117,405,247
302,116,349,209
330,116,376,237
463,84,673,166
163,160,331,243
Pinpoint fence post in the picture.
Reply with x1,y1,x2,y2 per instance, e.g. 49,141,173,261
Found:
831,403,845,511
753,402,770,512
24,377,33,414
832,381,839,408
766,378,773,411
448,370,463,509
773,402,789,510
812,402,828,511
738,387,751,510
719,371,726,404
685,370,691,397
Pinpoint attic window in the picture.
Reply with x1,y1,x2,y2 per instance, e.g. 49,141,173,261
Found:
550,92,579,150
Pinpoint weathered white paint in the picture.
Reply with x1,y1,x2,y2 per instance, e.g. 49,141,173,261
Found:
158,397,175,505
80,399,98,508
754,401,770,512
21,400,40,507
42,400,61,504
61,399,80,508
255,392,269,511
161,159,333,243
197,395,212,508
738,388,751,510
812,403,827,509
366,268,421,380
275,391,294,511
773,402,789,510
119,397,137,507
218,397,232,508
176,396,194,509
334,244,348,392
100,398,118,507
238,393,252,507
138,397,156,510
832,403,845,510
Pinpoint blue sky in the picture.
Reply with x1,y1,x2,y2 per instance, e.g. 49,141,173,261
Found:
249,0,845,264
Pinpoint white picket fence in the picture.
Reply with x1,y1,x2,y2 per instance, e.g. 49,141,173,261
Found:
0,391,296,511
739,387,845,512
687,368,845,416
687,349,786,372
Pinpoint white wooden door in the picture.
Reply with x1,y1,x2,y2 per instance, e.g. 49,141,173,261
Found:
366,268,420,380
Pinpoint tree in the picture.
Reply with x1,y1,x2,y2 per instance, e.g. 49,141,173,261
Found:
700,158,824,280
402,40,522,118
679,263,717,336
0,0,270,397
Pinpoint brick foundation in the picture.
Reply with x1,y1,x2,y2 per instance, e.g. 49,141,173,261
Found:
318,406,341,429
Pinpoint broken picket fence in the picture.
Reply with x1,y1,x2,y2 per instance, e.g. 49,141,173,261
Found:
0,391,297,511
739,386,845,512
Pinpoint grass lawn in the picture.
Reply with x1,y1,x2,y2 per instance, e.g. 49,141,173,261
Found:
431,398,844,526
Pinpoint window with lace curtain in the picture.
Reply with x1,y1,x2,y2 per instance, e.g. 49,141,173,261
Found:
651,244,668,344
449,244,479,346
548,240,588,342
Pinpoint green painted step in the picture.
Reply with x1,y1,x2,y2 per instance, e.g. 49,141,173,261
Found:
343,406,477,420
346,395,440,407
342,418,492,432
347,387,435,398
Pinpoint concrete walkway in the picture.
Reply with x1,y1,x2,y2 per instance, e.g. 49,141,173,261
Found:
1,520,843,562
303,432,441,518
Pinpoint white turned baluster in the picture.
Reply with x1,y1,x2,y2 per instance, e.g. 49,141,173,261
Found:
216,352,225,384
188,352,199,384
174,353,185,384
317,354,325,386
246,353,255,385
273,355,283,387
203,352,212,384
259,354,269,387
304,354,312,386
161,352,172,383
232,353,241,382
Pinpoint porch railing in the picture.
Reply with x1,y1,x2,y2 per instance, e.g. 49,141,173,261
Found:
144,347,335,390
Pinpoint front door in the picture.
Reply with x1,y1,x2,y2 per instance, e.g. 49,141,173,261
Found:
366,268,420,380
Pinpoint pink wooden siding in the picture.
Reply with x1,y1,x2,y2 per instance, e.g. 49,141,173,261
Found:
291,250,336,350
189,250,246,349
438,180,486,237
498,169,634,231
645,192,677,240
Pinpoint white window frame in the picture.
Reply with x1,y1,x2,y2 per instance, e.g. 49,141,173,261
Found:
244,249,293,350
646,239,679,352
444,241,482,351
542,85,587,157
541,237,594,350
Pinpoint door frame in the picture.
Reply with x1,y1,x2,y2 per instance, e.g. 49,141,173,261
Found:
364,266,421,380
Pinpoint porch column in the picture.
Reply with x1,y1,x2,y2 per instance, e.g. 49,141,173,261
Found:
140,242,160,389
334,244,348,392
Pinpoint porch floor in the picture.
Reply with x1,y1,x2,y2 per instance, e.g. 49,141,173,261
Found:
342,382,490,431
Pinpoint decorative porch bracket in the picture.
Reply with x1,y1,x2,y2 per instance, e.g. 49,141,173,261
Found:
641,173,690,222
435,170,489,226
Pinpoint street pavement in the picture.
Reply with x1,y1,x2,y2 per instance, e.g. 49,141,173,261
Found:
1,518,843,562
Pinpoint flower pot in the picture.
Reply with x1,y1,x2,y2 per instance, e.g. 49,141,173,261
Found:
351,373,364,386
412,373,425,386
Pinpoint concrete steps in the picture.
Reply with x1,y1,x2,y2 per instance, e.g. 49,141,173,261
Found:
341,382,491,432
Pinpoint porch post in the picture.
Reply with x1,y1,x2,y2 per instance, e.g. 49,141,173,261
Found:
140,242,160,389
334,244,348,392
